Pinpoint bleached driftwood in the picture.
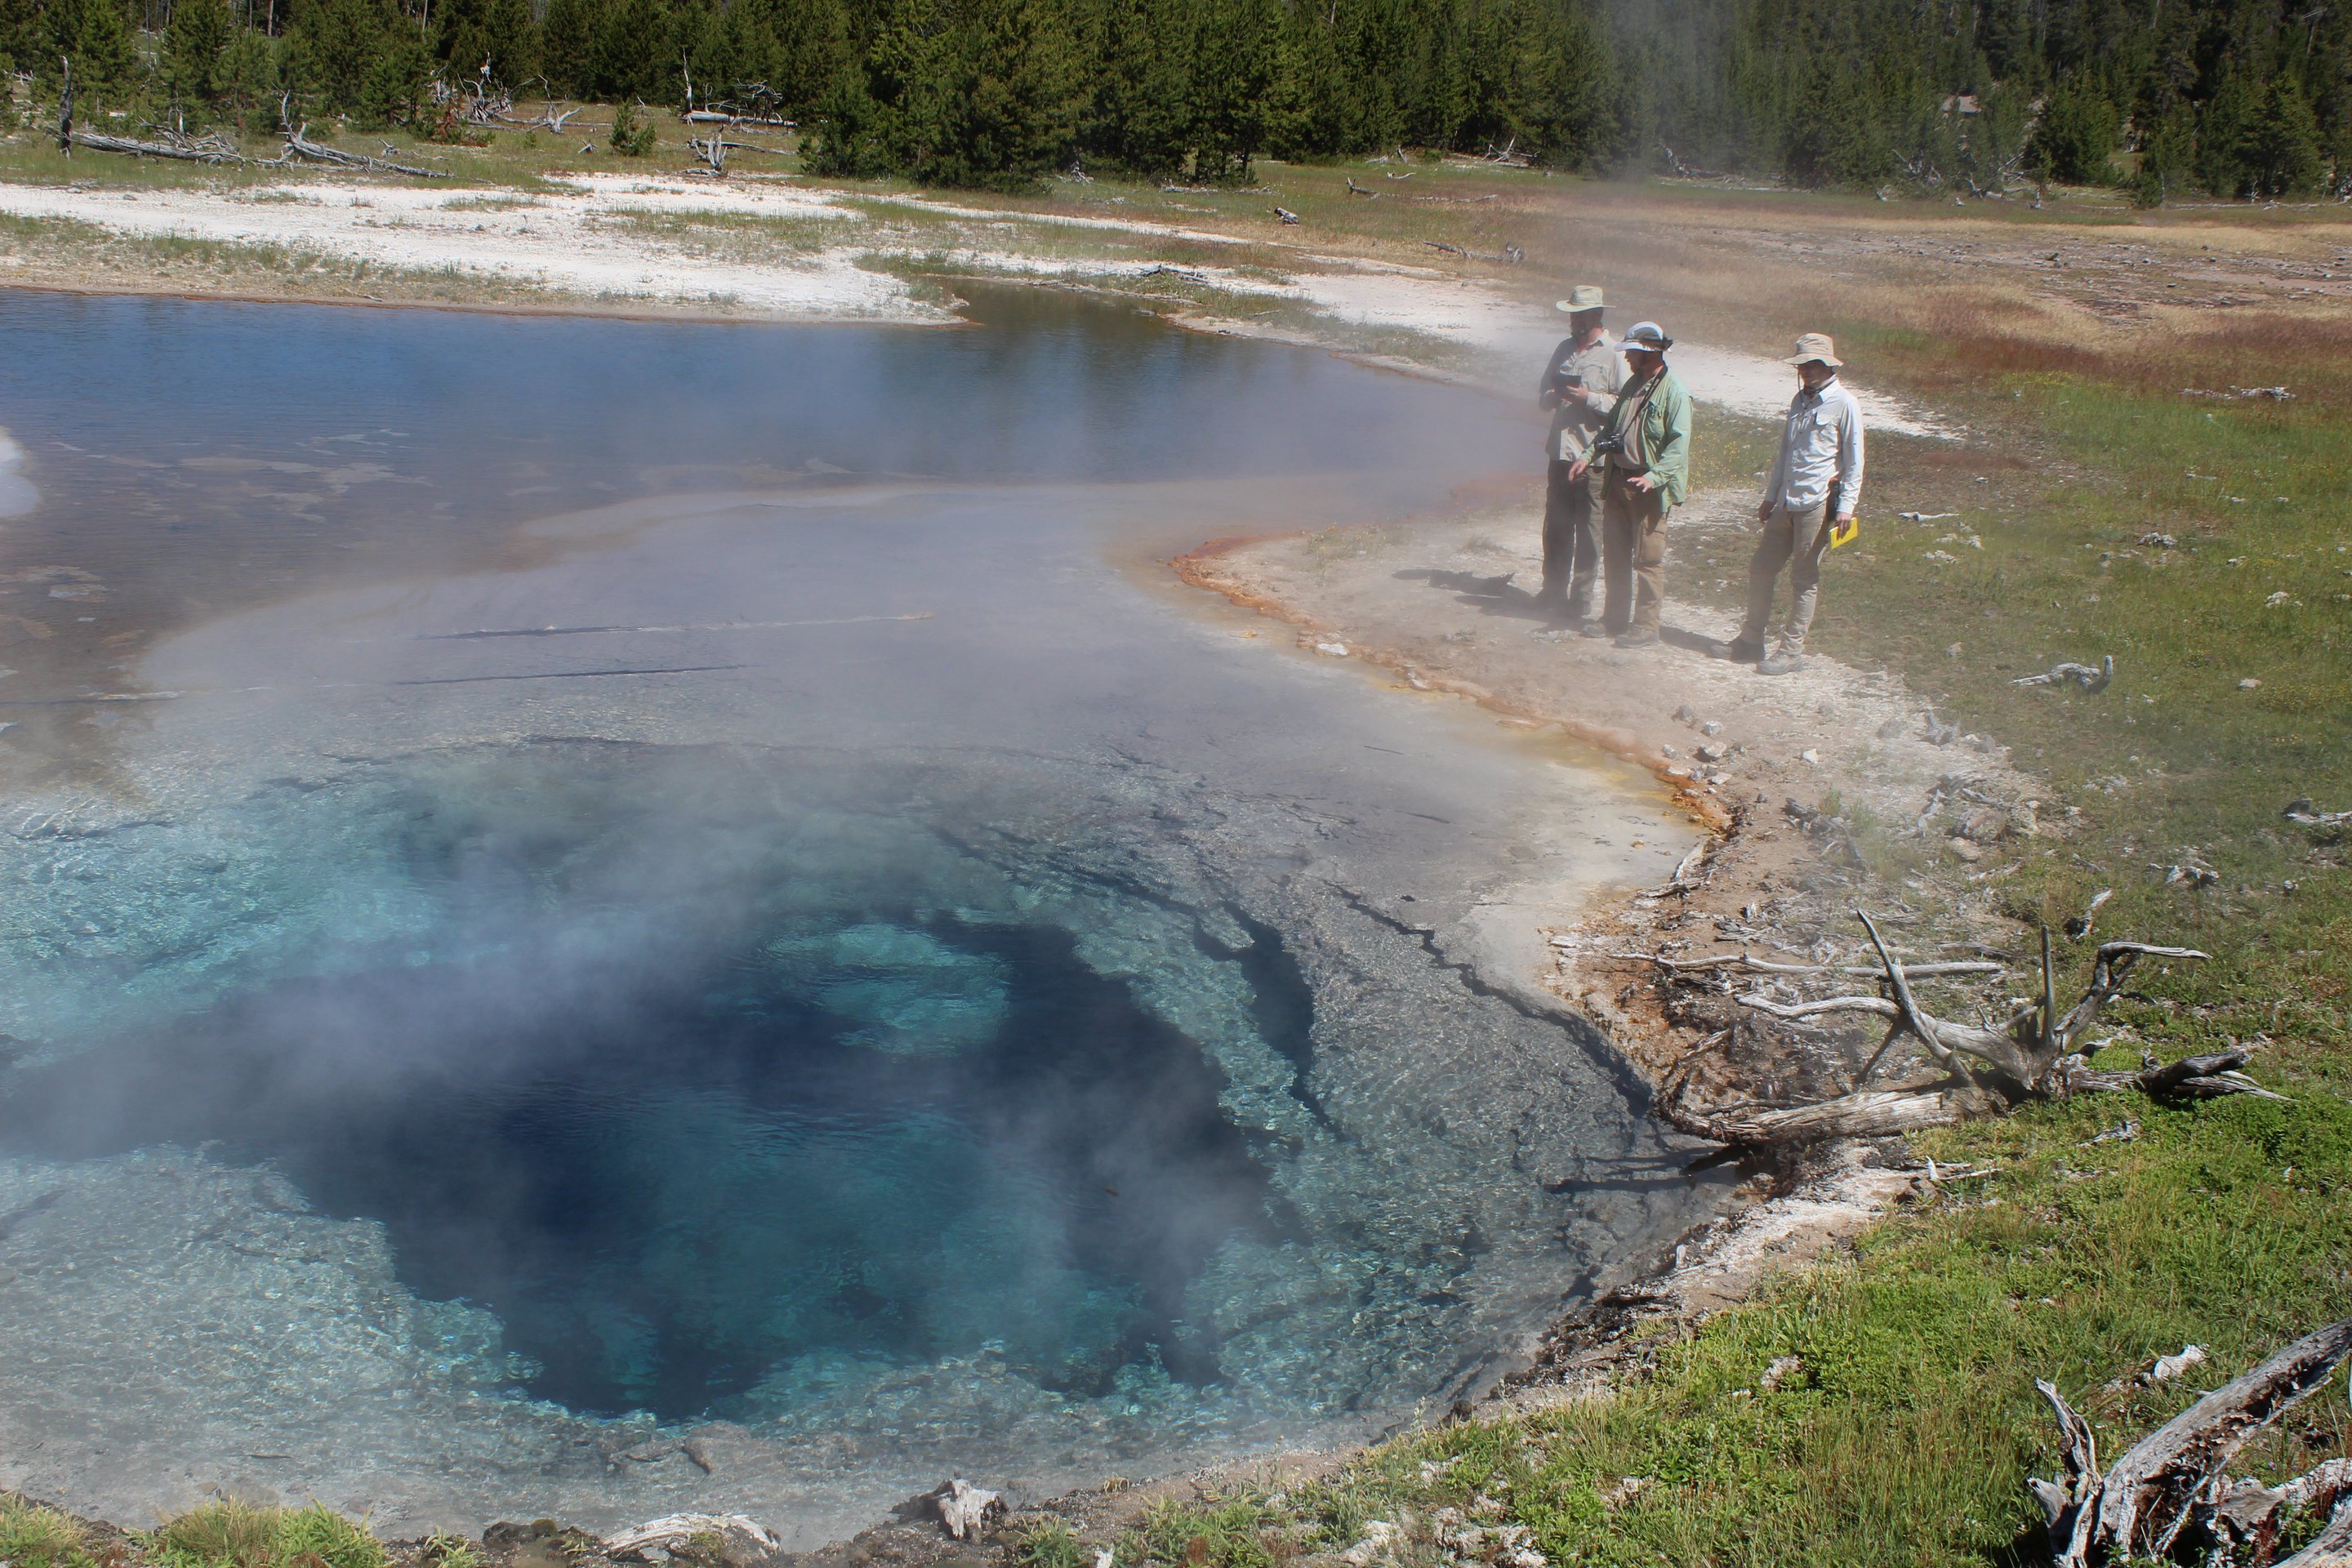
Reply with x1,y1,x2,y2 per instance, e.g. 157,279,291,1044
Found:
2034,1316,2352,1566
604,1513,782,1566
69,128,252,163
2014,655,2114,693
933,1478,1003,1540
1659,916,2278,1151
286,125,448,178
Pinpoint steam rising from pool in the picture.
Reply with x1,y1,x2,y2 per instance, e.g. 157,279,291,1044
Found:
0,290,1725,1541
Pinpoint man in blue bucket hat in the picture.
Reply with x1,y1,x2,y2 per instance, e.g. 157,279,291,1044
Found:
1570,320,1690,648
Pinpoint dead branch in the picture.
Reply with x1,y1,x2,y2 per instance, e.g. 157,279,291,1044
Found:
1272,206,1300,224
2014,655,2114,692
286,125,448,178
1344,176,1380,198
2037,1316,2352,1566
1658,1079,2005,1145
1664,915,2252,1150
2286,798,2352,829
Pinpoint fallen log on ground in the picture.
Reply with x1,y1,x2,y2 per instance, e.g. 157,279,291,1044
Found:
69,128,253,163
2035,1316,2352,1565
285,125,448,178
1659,915,2278,1150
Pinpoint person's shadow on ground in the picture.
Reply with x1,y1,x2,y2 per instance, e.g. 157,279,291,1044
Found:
1392,568,1549,621
1393,566,1726,653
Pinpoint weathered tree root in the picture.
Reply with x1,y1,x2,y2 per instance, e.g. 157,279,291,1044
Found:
2034,1316,2352,1565
1659,914,2279,1150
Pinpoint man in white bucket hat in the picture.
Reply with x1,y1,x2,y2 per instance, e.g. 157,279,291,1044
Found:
1533,285,1624,626
1720,332,1864,675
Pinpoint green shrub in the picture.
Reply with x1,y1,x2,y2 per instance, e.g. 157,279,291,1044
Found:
609,99,655,156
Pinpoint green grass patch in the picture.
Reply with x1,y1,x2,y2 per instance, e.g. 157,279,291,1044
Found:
149,1500,385,1568
1,1494,96,1568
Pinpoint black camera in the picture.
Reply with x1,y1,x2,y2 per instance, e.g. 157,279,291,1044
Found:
1589,431,1626,458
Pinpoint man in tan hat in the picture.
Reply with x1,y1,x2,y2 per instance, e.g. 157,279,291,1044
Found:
1532,286,1624,626
1720,332,1864,675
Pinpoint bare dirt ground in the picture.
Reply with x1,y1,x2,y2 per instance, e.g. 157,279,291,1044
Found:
1179,489,2047,1099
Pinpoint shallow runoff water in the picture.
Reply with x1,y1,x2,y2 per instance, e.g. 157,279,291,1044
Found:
0,286,1725,1543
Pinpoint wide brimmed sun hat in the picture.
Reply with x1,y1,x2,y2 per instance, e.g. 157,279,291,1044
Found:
1784,332,1842,367
1555,285,1605,313
1616,321,1672,354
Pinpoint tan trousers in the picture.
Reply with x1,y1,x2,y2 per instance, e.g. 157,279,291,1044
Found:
1539,461,1601,615
1601,484,1670,635
1740,501,1830,653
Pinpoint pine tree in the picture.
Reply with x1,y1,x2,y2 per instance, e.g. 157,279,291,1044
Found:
2242,74,2326,197
539,0,607,96
594,0,673,100
46,0,139,98
934,0,1082,186
2027,75,2120,184
165,0,237,113
1085,0,1191,174
355,24,430,123
766,0,849,115
2194,69,2257,197
1187,0,1272,180
220,25,281,129
436,0,539,89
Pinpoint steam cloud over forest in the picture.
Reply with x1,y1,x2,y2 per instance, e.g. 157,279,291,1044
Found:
7,0,2345,198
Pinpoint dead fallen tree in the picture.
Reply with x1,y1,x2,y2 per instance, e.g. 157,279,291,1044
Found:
284,125,448,178
2035,1315,2352,1565
69,127,256,163
1659,913,2280,1150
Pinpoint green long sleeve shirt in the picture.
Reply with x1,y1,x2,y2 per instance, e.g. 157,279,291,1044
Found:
1600,366,1693,507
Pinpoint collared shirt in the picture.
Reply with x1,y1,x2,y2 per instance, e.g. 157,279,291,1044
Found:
1597,366,1692,506
1766,376,1865,514
1537,336,1624,461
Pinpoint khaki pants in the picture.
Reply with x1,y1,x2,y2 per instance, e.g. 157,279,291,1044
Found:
1601,483,1670,635
1539,461,1600,615
1740,501,1830,653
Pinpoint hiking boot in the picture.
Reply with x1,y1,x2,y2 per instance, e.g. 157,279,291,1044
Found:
1757,652,1807,675
1614,627,1660,649
1579,621,1614,639
1716,637,1765,663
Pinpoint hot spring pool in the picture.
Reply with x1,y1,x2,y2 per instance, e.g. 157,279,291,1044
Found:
0,287,1726,1541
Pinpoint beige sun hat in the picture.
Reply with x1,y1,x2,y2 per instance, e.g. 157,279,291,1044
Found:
1784,332,1842,367
1555,285,1605,313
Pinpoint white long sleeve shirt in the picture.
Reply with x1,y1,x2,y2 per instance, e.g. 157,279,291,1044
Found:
1764,376,1865,514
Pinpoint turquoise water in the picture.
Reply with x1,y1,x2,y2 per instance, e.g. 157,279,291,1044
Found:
0,288,1722,1539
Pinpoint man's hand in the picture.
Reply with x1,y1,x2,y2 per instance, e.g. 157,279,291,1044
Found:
1567,458,1589,481
1628,473,1658,494
1834,512,1855,528
1757,498,1775,521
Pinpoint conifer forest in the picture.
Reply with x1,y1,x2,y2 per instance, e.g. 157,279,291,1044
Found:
5,0,2348,200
